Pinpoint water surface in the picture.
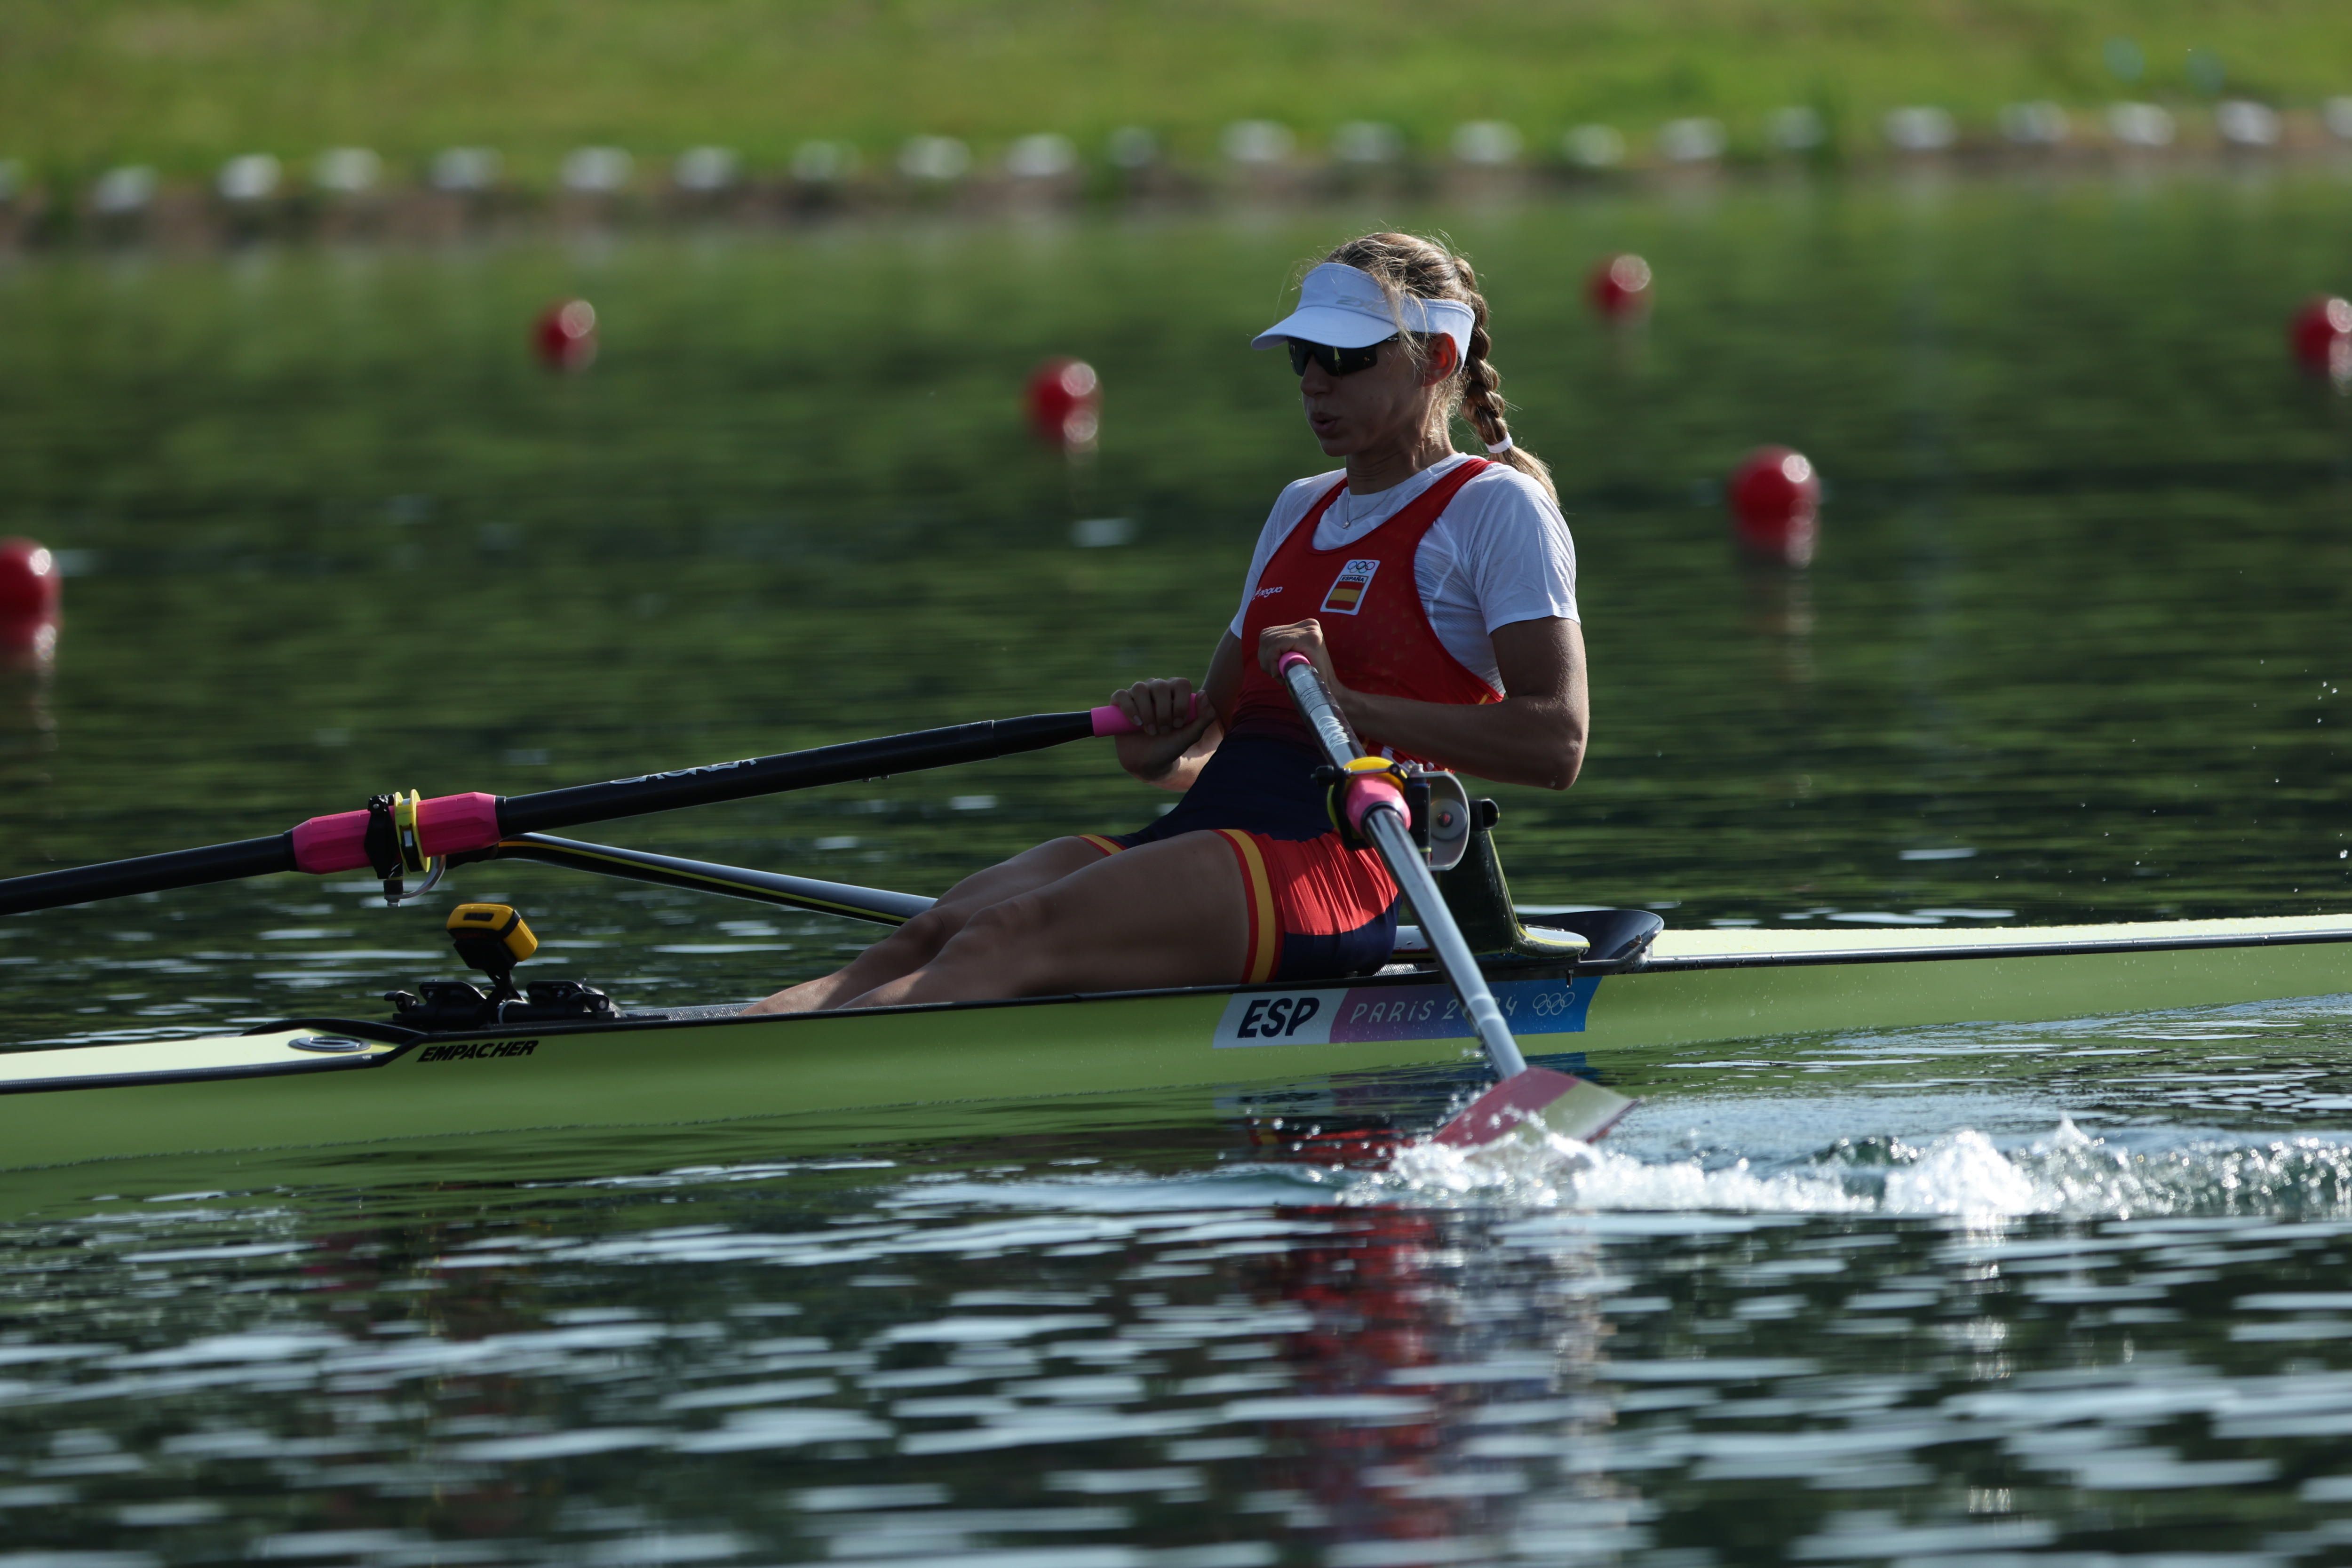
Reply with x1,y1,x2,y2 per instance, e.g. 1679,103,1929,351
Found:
4,172,2352,1564
10,1004,2352,1564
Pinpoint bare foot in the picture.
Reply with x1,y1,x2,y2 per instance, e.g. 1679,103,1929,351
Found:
740,981,834,1016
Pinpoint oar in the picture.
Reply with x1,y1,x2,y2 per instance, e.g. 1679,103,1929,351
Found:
0,700,1177,918
1276,653,1632,1149
484,833,933,926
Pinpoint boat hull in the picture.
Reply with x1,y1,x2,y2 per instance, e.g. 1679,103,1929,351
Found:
0,982,1506,1173
4,913,2350,1174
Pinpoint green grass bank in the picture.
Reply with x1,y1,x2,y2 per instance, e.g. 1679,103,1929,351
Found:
6,0,2352,184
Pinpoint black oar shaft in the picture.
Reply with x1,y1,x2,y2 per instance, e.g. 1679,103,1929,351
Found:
0,835,293,918
0,709,1102,918
495,712,1093,836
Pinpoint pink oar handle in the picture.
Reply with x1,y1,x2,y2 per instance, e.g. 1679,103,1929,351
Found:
1089,693,1205,737
288,793,504,875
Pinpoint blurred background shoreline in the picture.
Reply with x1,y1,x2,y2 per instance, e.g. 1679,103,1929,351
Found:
5,0,2352,248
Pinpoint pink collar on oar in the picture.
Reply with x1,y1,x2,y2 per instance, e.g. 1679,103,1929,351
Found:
291,794,500,874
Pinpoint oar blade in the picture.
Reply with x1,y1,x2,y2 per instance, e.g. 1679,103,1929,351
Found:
1431,1066,1635,1150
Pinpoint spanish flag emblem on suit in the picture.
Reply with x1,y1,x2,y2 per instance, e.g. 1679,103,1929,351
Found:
1319,558,1380,615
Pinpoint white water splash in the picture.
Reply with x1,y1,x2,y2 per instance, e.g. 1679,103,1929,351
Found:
1345,1115,2352,1222
1879,1129,2044,1216
1376,1126,1868,1214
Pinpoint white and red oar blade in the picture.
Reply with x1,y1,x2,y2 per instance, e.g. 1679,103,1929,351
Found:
1430,1067,1636,1151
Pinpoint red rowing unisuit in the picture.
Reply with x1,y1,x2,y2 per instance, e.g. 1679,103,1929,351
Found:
1081,457,1505,984
1223,457,1501,764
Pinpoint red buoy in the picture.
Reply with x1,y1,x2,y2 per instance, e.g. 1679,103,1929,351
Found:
1025,357,1100,449
533,299,598,372
1729,446,1820,566
1587,254,1652,318
0,538,60,622
0,537,60,661
2290,295,2352,382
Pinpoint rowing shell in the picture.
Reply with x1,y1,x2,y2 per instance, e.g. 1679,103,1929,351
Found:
2,910,2347,1174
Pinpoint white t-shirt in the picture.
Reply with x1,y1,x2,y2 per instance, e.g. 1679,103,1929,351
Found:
1226,454,1580,692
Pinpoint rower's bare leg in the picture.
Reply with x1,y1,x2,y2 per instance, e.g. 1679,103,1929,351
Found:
742,836,1112,1014
840,832,1246,1008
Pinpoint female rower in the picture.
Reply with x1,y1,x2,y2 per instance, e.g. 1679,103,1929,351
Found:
746,231,1586,1014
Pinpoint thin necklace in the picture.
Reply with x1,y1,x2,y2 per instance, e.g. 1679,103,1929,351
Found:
1339,450,1451,533
1335,474,1396,533
1336,478,1383,532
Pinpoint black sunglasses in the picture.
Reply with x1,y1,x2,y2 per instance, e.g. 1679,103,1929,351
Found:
1287,336,1396,377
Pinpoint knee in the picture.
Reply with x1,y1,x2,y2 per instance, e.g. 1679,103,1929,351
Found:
884,905,962,960
936,895,1052,967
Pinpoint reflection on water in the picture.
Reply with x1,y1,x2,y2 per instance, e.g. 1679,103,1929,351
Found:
4,1006,2352,1561
2,1003,2352,1562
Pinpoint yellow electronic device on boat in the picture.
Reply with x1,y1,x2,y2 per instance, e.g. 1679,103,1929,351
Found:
447,902,537,982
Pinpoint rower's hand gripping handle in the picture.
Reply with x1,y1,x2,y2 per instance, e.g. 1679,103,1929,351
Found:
1087,692,1205,737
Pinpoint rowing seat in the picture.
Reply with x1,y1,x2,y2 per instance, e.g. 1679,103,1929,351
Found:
1434,801,1589,961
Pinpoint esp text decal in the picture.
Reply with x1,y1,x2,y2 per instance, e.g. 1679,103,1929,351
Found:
1212,977,1597,1048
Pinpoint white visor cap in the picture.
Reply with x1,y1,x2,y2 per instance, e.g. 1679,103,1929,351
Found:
1251,263,1476,361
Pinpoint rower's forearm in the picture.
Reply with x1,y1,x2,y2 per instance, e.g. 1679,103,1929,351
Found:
1142,754,1208,792
1118,722,1224,792
1120,748,1202,791
1340,692,1585,790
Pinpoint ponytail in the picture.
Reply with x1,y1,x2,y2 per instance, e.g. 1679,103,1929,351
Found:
1448,253,1557,502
